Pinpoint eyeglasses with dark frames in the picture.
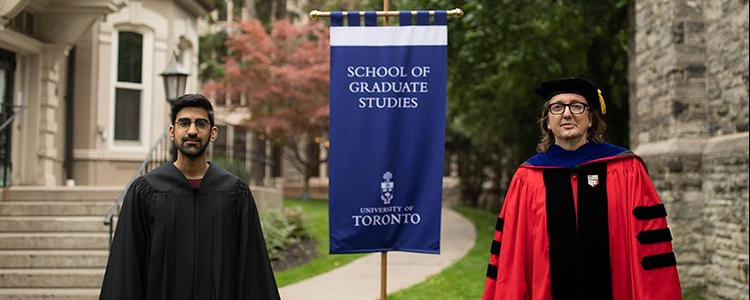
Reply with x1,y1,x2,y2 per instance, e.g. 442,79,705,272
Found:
548,102,589,115
175,118,211,130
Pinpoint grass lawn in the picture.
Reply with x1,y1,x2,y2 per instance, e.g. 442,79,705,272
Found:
386,206,707,300
275,201,705,300
274,198,366,287
387,205,495,300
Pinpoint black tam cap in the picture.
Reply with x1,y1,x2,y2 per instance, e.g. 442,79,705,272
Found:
534,77,606,114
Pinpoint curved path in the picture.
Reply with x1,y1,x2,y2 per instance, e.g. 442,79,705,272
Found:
279,207,476,300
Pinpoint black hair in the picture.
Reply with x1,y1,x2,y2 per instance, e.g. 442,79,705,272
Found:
170,93,215,127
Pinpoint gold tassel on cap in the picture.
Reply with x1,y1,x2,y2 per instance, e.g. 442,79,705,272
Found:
597,89,607,115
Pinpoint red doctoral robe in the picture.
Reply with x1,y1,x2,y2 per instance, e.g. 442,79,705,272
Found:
483,143,682,300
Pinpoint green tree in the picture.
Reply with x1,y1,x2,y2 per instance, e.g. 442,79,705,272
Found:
203,19,330,200
397,0,631,209
199,0,298,84
303,0,382,12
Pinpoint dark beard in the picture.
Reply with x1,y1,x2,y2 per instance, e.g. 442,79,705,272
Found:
175,138,209,159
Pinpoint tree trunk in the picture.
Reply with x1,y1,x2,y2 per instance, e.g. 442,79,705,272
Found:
301,173,311,200
244,0,258,19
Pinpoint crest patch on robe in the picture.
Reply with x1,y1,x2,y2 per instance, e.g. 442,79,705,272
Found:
588,174,600,187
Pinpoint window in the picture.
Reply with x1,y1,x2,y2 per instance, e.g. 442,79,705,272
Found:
114,31,143,141
218,2,229,22
113,88,140,140
0,49,15,187
272,144,283,177
213,125,228,156
233,127,247,161
10,11,35,35
117,32,143,83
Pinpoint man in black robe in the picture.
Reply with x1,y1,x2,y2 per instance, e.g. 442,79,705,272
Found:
100,94,280,300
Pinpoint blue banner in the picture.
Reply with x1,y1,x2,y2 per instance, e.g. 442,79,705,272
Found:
328,12,447,254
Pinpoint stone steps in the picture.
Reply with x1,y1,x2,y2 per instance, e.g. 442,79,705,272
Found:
0,187,121,299
0,186,122,202
0,216,110,232
0,269,105,288
0,288,99,300
0,201,113,216
0,233,111,250
0,250,109,268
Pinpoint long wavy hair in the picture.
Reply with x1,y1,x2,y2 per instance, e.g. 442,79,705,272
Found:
536,100,607,152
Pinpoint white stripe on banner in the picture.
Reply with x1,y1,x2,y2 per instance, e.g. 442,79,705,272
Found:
330,26,447,46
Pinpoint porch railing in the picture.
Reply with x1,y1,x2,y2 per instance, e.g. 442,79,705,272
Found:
103,127,172,247
0,105,24,187
0,105,24,132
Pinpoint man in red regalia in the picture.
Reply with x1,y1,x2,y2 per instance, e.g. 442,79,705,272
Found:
482,77,682,300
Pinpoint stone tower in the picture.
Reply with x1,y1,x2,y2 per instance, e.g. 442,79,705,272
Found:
630,1,748,298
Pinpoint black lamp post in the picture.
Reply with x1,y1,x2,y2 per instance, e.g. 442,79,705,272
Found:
160,52,189,162
160,52,190,105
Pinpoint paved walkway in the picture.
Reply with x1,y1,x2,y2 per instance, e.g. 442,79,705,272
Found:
279,207,476,300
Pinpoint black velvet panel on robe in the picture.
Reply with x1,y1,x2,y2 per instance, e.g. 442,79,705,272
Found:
544,163,612,300
99,163,280,300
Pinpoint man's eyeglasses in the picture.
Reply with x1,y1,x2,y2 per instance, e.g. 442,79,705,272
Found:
548,102,589,115
175,118,211,130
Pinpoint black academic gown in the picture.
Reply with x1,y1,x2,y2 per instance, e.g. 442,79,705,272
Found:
99,163,280,300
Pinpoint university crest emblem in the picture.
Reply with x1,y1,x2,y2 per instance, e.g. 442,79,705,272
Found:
381,172,394,205
587,175,599,187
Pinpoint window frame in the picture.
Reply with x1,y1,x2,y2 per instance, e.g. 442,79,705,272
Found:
109,26,154,150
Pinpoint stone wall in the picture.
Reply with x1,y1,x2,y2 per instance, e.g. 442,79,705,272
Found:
251,185,283,212
631,1,749,299
702,134,749,299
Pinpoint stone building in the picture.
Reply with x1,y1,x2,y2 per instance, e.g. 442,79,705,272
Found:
1,0,213,187
630,1,748,299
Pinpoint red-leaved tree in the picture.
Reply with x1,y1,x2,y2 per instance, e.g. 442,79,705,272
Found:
204,19,329,199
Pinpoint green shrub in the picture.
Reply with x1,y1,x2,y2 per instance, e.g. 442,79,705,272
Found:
210,155,252,182
682,287,710,300
260,206,311,261
281,205,309,238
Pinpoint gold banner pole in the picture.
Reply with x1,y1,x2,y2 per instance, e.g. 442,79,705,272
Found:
382,0,388,292
384,0,390,25
382,3,388,298
381,251,388,300
309,8,464,20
